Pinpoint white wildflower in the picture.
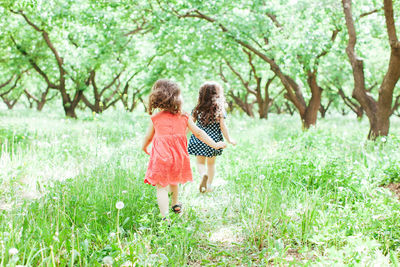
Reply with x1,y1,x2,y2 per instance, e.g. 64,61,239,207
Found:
116,201,124,210
259,174,265,180
103,256,113,265
8,247,18,256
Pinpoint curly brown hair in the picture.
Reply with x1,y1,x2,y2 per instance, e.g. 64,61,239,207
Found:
148,79,182,115
192,82,224,125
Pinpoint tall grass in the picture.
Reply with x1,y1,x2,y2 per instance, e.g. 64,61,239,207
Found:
1,110,400,266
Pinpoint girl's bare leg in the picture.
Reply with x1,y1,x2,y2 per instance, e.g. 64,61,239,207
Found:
196,156,208,192
156,184,169,217
206,156,216,191
196,156,207,176
170,185,179,207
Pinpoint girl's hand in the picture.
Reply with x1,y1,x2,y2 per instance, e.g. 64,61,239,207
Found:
142,147,150,155
142,121,155,156
215,141,227,149
229,139,237,146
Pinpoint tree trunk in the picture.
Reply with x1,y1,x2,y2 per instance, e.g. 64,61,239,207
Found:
319,107,327,118
65,106,77,118
302,71,322,128
37,101,45,111
356,107,363,119
62,90,82,118
342,0,400,139
273,103,282,114
24,87,50,111
228,91,255,117
285,102,295,116
255,78,268,119
319,99,333,118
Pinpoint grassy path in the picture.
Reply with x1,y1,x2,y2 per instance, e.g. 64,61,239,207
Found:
1,110,400,266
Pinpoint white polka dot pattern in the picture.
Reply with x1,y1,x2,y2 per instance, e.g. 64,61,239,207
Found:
188,120,224,157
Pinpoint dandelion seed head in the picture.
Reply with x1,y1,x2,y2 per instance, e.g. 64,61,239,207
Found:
103,256,113,265
8,247,18,255
116,201,124,210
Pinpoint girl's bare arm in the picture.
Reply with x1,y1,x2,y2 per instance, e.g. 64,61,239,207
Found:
142,122,155,155
187,117,227,149
220,117,236,145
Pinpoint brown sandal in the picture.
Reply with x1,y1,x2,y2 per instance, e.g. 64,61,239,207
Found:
171,204,182,214
199,174,208,193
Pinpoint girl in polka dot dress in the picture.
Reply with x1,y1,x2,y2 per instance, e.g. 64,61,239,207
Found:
188,81,236,193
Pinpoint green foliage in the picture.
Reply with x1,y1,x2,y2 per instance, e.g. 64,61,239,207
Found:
1,0,398,119
1,110,400,265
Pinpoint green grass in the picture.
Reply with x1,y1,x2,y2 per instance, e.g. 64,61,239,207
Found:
1,109,400,266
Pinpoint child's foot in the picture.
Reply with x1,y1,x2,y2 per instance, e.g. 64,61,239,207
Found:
171,204,182,214
206,184,214,192
199,174,208,193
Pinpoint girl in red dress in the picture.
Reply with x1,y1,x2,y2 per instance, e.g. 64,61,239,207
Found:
142,79,226,218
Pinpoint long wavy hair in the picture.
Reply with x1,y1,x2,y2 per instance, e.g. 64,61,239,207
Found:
192,81,225,125
148,79,182,115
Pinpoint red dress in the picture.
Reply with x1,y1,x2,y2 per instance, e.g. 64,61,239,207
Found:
144,111,193,187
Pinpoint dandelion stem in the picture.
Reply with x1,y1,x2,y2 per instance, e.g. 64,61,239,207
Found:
117,209,122,250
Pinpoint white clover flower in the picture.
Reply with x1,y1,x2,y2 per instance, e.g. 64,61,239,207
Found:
103,256,113,265
116,201,124,210
109,232,116,238
122,190,128,194
381,137,387,142
259,174,266,180
9,247,18,256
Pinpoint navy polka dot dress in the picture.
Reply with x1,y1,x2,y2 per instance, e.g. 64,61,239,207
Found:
188,115,224,157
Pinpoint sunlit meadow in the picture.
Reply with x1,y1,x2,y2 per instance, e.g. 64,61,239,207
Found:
1,109,400,266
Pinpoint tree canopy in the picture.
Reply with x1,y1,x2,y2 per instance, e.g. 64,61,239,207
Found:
0,0,399,138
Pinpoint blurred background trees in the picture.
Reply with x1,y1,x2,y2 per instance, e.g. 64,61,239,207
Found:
0,0,399,138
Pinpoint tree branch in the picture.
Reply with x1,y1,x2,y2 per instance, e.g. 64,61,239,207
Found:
24,89,39,102
12,10,66,91
383,0,400,49
99,71,123,97
0,73,23,97
391,94,400,115
219,64,228,83
0,75,15,89
224,59,256,95
266,13,282,28
359,8,381,18
177,8,307,115
342,0,377,117
10,35,59,89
